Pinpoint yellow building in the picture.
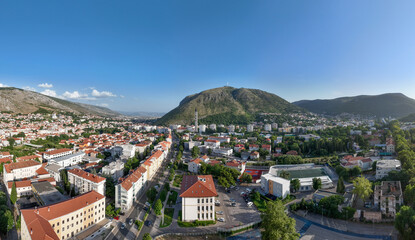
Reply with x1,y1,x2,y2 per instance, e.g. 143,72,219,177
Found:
21,191,105,240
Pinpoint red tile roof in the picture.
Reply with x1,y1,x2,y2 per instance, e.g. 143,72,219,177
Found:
4,160,41,173
68,169,106,183
16,155,40,162
21,191,104,240
120,166,146,191
36,167,49,176
180,175,217,198
44,148,71,155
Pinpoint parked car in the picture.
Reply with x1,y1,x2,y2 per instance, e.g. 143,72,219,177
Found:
145,220,152,227
120,223,126,230
231,202,236,207
240,192,245,196
129,219,133,225
216,211,224,215
247,202,253,207
218,217,225,222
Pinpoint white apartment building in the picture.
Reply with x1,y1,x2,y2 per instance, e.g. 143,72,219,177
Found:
188,159,202,173
101,160,124,181
260,173,290,199
115,166,147,212
68,169,106,196
213,147,233,156
264,124,272,131
376,160,401,179
48,152,85,168
21,191,105,240
247,124,254,132
180,175,217,222
204,140,220,148
3,160,42,184
209,124,216,131
43,148,73,161
45,164,64,182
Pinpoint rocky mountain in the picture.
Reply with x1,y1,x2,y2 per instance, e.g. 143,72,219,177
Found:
293,93,415,117
0,87,120,117
157,86,305,125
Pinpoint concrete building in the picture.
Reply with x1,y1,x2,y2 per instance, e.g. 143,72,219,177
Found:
188,159,203,173
3,160,43,184
376,160,401,179
209,124,217,131
247,124,254,132
180,175,217,221
374,181,403,218
68,169,106,196
225,160,246,174
260,173,290,198
45,164,64,182
115,166,147,212
43,148,73,161
386,138,395,154
32,181,66,206
212,147,233,156
21,191,105,240
101,160,124,181
48,152,85,168
264,124,272,131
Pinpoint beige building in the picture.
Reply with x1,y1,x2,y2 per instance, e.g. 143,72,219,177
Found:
21,191,105,240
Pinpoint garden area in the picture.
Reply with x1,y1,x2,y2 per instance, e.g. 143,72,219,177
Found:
173,174,183,187
160,208,174,228
167,191,178,206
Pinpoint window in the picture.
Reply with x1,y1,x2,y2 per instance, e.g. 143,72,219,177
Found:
62,220,65,224
210,198,213,203
57,230,59,233
210,206,212,210
198,206,200,211
202,199,204,203
198,199,200,203
210,213,213,218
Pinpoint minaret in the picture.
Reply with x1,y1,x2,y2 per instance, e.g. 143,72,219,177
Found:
195,108,198,133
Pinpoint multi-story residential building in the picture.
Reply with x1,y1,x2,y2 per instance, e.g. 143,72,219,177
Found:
247,124,254,132
180,175,217,222
3,160,43,184
374,181,403,218
101,160,124,181
21,191,105,240
68,169,106,195
225,160,246,174
260,173,290,198
45,164,64,182
209,124,216,131
188,159,202,173
142,150,164,180
207,136,230,143
48,152,85,167
204,140,220,148
43,148,73,161
376,160,401,179
212,147,233,156
386,138,395,153
264,124,272,131
115,166,147,212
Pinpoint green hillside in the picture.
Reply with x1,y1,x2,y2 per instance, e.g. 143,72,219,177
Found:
157,87,305,125
293,93,415,117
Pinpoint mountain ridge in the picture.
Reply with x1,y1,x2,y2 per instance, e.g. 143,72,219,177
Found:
157,86,305,125
0,87,120,117
293,93,415,117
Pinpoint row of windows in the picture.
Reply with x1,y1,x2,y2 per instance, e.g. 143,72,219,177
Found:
197,206,213,211
197,198,213,204
59,214,105,239
197,213,213,219
52,205,104,227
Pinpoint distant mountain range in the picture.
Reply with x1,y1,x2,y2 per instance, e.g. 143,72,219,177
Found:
118,111,165,118
0,87,120,117
156,86,304,125
293,93,415,117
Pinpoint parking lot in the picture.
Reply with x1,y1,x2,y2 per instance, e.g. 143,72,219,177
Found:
215,184,262,228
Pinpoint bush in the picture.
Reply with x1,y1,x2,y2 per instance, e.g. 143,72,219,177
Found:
167,191,178,206
160,189,168,202
135,220,143,231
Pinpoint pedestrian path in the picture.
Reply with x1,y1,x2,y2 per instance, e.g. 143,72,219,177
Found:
292,214,392,240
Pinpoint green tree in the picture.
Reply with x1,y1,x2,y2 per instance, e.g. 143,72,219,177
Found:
352,176,373,201
253,191,261,202
395,206,415,240
154,199,163,215
404,184,415,208
312,178,322,190
146,187,157,203
350,166,362,177
218,176,230,188
290,179,300,192
279,170,290,179
105,177,115,198
191,146,200,158
261,200,299,240
241,173,253,183
10,181,17,204
143,233,152,240
336,177,345,194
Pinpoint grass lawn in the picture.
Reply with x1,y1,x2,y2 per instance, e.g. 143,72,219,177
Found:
160,208,174,228
167,191,178,206
173,175,183,188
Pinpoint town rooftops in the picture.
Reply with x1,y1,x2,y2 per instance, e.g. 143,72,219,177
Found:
16,155,40,162
180,175,217,198
21,191,104,240
44,148,72,155
4,160,41,173
48,151,84,163
120,166,147,191
68,168,106,183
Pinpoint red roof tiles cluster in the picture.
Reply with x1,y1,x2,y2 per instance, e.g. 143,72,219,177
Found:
68,168,106,183
120,166,147,191
43,148,72,155
180,175,217,198
4,160,41,173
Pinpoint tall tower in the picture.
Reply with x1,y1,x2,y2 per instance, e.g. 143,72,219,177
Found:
195,109,198,133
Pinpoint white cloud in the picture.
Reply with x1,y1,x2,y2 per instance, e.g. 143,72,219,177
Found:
38,83,53,88
41,89,57,97
0,83,9,87
120,95,125,98
91,89,116,98
62,91,94,100
23,86,36,91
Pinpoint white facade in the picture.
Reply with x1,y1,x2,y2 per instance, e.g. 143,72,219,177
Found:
43,148,73,161
68,169,106,196
182,197,215,222
3,161,42,184
209,124,216,131
260,174,290,198
102,160,125,181
247,124,254,132
264,124,272,131
188,160,201,173
48,152,85,167
115,166,147,212
376,160,401,179
213,148,233,156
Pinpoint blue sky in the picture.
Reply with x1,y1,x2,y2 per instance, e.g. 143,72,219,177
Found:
1,0,415,112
